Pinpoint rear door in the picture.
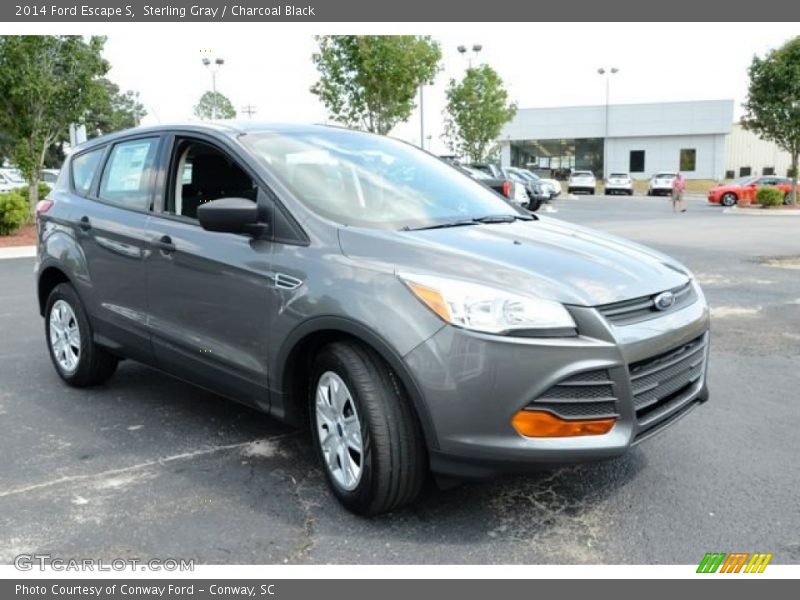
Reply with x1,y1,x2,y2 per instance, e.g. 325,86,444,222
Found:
144,134,274,409
70,135,162,364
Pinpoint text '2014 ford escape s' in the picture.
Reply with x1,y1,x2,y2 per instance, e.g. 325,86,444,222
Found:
36,123,710,514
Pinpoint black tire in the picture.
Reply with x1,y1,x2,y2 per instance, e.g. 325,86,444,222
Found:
590,188,596,195
528,198,543,212
720,192,738,207
45,283,118,387
309,341,426,515
627,190,634,196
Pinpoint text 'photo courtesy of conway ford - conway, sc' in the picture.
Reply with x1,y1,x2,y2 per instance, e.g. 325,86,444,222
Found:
35,122,710,515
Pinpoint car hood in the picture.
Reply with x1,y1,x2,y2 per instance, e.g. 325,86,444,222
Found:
338,216,690,306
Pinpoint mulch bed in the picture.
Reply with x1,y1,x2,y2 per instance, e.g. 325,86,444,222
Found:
0,224,36,248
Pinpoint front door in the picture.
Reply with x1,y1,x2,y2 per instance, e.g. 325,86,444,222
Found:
144,136,274,409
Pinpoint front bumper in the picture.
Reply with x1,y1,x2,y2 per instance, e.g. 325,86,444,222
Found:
605,184,633,193
404,292,711,478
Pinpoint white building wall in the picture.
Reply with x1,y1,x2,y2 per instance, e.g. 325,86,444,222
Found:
606,134,726,180
501,100,734,140
725,124,792,178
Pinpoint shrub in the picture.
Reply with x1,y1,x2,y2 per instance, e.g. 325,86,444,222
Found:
13,183,51,200
0,191,30,236
755,187,784,208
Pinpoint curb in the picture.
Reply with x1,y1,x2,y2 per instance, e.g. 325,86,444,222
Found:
723,207,800,217
0,245,36,259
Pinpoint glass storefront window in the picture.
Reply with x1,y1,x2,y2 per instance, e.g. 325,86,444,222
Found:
510,138,603,179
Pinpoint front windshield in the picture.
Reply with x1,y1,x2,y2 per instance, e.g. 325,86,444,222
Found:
242,129,519,229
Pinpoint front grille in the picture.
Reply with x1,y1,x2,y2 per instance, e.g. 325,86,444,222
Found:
596,281,696,325
629,334,707,422
526,369,619,420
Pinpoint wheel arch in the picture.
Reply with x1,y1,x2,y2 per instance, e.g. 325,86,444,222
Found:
38,265,73,316
272,316,440,451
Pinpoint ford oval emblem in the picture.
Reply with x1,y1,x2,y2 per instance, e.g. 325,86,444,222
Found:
654,291,676,311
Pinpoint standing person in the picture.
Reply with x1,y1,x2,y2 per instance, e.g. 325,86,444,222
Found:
672,172,687,213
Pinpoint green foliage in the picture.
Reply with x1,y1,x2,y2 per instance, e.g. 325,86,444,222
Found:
85,77,147,137
311,36,441,135
13,183,50,199
755,187,784,207
193,91,237,120
443,65,517,162
742,36,800,205
0,35,109,209
0,191,29,235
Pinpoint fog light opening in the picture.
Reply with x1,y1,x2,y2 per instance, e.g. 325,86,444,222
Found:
511,410,616,438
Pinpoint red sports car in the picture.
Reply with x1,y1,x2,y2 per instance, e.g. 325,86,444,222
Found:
708,175,797,206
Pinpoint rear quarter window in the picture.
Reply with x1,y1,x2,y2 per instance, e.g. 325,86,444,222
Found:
70,148,105,197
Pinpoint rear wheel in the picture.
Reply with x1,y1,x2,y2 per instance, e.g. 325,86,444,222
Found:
528,198,542,212
720,192,738,207
45,283,118,387
309,341,426,515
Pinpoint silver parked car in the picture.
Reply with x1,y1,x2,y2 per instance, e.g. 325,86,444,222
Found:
648,172,677,196
36,123,710,515
568,170,597,194
605,172,634,195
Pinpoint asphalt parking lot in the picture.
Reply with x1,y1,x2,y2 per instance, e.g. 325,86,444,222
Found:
2,194,799,565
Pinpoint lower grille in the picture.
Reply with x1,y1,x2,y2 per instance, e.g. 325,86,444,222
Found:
630,334,707,422
526,369,619,420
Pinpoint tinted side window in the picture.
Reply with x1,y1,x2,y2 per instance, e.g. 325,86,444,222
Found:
71,149,104,197
98,138,160,210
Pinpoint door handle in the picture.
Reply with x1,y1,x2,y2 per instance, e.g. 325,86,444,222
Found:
152,235,176,254
79,216,91,231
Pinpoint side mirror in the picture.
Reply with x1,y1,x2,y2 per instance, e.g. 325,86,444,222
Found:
197,197,261,234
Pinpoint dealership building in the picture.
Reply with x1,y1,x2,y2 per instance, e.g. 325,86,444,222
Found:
499,99,739,180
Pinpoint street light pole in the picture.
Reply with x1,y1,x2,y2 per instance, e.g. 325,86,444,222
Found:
202,56,225,120
419,84,425,149
597,67,619,180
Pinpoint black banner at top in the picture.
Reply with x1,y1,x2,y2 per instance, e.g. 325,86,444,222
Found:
3,0,800,22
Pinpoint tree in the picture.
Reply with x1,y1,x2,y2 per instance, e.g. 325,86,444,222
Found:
193,91,236,120
85,78,147,137
0,35,109,209
311,35,441,135
742,36,800,205
443,65,517,163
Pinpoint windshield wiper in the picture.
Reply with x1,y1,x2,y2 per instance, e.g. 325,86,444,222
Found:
401,213,535,231
473,214,534,224
401,219,480,231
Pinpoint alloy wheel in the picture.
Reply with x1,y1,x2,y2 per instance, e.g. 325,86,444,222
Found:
49,299,81,373
315,371,364,491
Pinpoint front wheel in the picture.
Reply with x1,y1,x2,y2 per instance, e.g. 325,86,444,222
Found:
45,283,118,387
309,341,426,515
720,192,738,207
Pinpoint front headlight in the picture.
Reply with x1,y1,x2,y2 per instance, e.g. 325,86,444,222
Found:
399,272,576,336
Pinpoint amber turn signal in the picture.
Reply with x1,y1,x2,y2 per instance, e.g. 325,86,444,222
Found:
511,410,615,438
405,281,452,322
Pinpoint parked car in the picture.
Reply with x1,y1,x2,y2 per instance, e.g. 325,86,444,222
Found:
37,123,710,515
503,167,561,199
604,172,634,195
41,169,61,185
0,167,26,186
567,170,596,194
0,171,17,193
460,165,528,208
647,172,677,196
707,175,797,206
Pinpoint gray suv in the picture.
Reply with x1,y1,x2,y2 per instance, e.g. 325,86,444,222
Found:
36,123,710,514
